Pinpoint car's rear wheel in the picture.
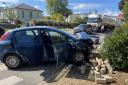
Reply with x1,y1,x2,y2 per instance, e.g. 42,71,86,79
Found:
73,52,85,65
4,54,22,69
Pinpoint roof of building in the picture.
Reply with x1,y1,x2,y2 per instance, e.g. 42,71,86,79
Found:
1,3,42,12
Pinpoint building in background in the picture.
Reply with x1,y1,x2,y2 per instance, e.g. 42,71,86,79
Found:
66,13,90,23
0,3,43,25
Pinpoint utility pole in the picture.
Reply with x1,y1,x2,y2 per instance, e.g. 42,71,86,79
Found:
2,2,7,20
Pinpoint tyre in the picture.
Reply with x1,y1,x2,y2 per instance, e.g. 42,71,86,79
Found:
3,54,22,69
73,52,85,65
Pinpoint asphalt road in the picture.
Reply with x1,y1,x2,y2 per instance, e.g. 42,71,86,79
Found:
0,31,108,85
0,64,62,85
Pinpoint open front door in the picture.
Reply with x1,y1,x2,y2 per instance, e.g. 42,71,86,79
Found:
46,30,69,68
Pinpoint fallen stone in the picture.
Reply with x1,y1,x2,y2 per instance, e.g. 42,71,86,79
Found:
104,59,109,64
105,63,113,74
101,65,106,68
125,79,128,85
92,59,98,66
100,68,107,74
91,67,95,70
54,64,72,81
95,77,107,84
87,70,95,81
101,75,114,83
95,66,99,71
94,70,101,78
96,57,104,66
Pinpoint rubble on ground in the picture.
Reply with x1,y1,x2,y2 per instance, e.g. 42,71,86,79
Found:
125,79,128,85
79,54,115,84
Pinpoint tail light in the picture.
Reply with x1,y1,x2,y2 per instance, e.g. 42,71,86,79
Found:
0,32,9,41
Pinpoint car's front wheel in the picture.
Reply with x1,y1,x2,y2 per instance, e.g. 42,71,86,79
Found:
4,54,22,69
73,52,85,65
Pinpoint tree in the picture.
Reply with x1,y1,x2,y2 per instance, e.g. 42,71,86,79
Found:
6,9,17,22
119,0,128,10
50,13,64,21
119,0,125,10
2,8,17,22
69,15,85,24
46,0,72,16
123,2,128,19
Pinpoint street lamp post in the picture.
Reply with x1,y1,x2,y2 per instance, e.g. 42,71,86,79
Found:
2,2,7,20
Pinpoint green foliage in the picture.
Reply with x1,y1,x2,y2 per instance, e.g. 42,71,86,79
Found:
101,23,128,69
35,19,79,28
46,0,72,15
2,9,17,22
119,0,125,10
70,15,85,24
42,16,51,20
6,9,17,21
119,0,128,10
123,2,128,20
50,13,64,21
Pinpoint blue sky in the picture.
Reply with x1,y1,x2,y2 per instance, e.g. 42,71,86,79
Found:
0,0,121,16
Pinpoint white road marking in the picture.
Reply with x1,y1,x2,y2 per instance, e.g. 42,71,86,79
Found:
0,76,23,85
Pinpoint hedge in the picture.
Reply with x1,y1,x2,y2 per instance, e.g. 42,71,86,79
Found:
101,23,128,70
0,23,20,29
35,20,80,28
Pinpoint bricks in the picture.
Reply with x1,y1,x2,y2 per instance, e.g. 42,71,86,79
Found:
95,77,107,84
100,67,107,74
87,70,95,81
105,63,113,74
0,64,8,72
94,71,101,78
101,75,114,83
125,79,128,85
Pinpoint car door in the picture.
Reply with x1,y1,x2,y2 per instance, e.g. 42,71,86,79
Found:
46,30,70,67
14,30,44,64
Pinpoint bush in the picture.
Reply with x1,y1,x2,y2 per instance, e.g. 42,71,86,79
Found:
35,19,79,28
101,23,128,70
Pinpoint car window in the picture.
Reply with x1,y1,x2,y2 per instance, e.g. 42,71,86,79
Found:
14,30,35,45
47,30,67,45
33,30,39,36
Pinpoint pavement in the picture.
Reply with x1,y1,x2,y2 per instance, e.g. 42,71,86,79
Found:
0,29,109,85
0,64,63,85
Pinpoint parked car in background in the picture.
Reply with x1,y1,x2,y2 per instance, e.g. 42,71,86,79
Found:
74,24,92,34
0,26,5,38
0,26,91,69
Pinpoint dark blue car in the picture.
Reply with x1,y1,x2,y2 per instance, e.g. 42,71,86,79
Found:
0,26,90,69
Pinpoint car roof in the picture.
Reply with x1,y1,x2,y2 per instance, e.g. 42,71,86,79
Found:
7,26,77,41
8,26,58,33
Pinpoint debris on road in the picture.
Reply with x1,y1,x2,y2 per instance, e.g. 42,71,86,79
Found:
101,75,113,83
95,77,107,84
0,64,8,72
125,79,128,85
54,64,73,81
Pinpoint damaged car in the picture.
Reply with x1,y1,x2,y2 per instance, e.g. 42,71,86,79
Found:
0,26,91,69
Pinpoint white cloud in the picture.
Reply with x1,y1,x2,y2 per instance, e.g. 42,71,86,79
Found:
73,3,103,10
103,9,120,16
34,5,40,9
36,0,46,2
0,0,18,3
74,11,82,14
